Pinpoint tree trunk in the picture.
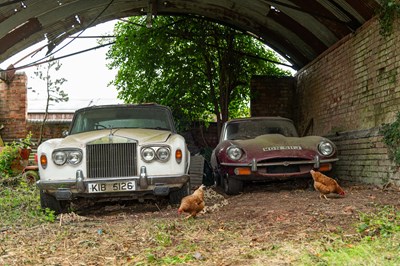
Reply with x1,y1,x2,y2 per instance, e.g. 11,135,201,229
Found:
38,69,51,145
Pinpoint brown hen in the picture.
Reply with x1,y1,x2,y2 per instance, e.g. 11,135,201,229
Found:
310,170,345,199
178,184,205,219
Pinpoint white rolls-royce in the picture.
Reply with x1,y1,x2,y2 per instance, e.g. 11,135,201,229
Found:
36,104,190,213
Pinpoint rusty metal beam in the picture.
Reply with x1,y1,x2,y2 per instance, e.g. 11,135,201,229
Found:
267,9,328,55
0,0,383,69
0,18,42,55
344,0,380,22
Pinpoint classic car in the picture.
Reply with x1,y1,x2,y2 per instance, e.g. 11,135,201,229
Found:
36,104,191,213
211,117,338,195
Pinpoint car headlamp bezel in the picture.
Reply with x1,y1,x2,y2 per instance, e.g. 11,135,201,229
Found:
227,145,243,161
156,147,171,161
141,147,156,162
67,150,83,165
52,149,83,166
141,145,171,162
318,140,335,156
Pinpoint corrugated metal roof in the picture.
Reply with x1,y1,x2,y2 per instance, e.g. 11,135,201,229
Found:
0,0,381,70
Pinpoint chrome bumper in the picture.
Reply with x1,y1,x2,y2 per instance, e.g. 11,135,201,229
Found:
36,166,189,200
221,155,338,171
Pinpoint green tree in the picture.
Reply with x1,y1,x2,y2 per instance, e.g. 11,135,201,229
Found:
32,58,68,144
106,16,290,136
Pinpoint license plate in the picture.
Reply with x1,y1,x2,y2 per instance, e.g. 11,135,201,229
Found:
87,181,136,193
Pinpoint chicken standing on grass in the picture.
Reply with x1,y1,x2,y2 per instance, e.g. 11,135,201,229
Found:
310,170,345,199
178,184,205,219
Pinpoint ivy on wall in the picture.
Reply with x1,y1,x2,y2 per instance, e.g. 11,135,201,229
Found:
380,112,400,166
378,0,400,37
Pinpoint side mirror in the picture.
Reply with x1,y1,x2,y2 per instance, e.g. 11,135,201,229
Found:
62,130,69,137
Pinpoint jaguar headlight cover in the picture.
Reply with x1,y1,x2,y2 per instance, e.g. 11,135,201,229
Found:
227,146,243,161
318,140,334,156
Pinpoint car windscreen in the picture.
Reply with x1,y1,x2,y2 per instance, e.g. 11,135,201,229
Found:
69,107,173,134
224,119,299,140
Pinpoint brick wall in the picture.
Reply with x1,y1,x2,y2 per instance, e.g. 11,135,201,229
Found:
294,17,400,187
184,122,219,154
327,128,400,186
0,73,70,144
250,76,296,119
0,73,28,140
27,122,70,142
295,18,399,135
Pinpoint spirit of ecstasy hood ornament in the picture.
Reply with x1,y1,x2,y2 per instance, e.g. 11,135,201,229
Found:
109,126,114,143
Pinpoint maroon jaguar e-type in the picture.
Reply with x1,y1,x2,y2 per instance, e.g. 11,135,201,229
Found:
210,117,338,194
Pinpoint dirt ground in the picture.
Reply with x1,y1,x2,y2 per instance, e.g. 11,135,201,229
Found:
1,179,400,265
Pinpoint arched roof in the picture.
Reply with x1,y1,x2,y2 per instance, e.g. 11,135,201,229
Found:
0,0,381,70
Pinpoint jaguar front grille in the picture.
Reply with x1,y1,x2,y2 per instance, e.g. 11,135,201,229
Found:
86,143,137,178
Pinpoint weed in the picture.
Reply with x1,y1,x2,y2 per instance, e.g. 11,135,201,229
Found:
300,205,400,266
378,0,400,37
0,182,55,227
0,145,20,177
154,231,172,246
43,208,57,222
381,111,400,166
0,132,35,179
357,205,400,238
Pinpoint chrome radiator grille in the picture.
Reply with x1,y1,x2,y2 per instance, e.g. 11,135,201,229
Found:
86,143,137,178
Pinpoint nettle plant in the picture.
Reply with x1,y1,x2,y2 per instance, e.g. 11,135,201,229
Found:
380,112,400,166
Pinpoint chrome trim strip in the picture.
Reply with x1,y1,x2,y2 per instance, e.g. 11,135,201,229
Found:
36,174,190,191
220,158,338,167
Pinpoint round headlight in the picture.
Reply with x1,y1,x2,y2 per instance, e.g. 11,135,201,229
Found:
156,147,170,161
318,141,334,156
52,151,67,165
67,150,83,165
142,147,155,162
227,146,243,161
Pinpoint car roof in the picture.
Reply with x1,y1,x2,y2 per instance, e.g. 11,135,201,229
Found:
74,103,171,113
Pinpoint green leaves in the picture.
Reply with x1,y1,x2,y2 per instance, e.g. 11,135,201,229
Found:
378,0,400,37
380,112,400,165
0,183,55,227
357,205,400,238
0,145,20,177
106,16,291,132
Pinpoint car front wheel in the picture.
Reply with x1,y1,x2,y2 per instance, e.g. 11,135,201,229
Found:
169,181,190,204
40,190,68,214
223,175,243,195
213,171,222,186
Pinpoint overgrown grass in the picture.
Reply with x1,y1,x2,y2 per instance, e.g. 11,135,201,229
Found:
0,181,55,228
1,183,400,265
300,235,400,265
299,205,400,265
124,213,398,266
